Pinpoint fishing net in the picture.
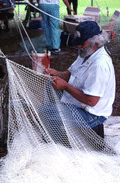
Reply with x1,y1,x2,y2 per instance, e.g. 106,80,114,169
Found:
0,57,120,183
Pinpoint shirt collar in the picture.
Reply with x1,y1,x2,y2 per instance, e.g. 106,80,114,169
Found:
82,46,105,66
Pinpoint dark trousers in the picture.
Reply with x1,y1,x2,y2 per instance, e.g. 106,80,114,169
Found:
76,108,106,138
92,124,104,138
0,12,14,30
67,0,78,15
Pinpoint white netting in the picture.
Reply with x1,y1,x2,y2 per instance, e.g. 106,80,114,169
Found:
0,58,120,183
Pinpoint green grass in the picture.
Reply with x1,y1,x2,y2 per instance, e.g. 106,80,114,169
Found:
13,1,120,34
60,0,120,18
15,0,120,21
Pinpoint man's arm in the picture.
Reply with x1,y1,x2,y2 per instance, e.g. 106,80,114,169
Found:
52,76,100,107
45,68,71,82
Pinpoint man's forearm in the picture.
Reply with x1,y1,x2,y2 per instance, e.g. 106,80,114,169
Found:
51,76,99,106
56,70,71,82
45,68,70,81
65,82,99,107
62,0,72,11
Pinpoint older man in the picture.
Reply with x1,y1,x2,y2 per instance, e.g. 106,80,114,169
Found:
45,21,116,138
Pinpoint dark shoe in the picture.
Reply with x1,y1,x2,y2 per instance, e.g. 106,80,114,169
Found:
51,49,61,55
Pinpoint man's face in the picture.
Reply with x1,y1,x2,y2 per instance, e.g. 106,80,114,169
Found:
78,40,94,58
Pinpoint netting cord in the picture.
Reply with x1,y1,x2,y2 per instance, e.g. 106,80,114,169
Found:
9,0,37,53
95,0,109,22
52,88,89,152
25,0,113,24
6,58,54,145
8,0,79,72
0,50,6,58
8,0,111,69
8,0,49,71
23,0,82,25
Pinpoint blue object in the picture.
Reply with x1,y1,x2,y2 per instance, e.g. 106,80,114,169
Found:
72,21,102,45
29,20,45,29
0,0,15,8
39,4,61,50
60,31,74,48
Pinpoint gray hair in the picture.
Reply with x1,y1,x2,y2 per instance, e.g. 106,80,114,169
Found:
88,29,109,48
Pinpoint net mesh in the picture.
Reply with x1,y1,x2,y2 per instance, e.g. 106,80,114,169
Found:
5,58,117,153
0,58,120,182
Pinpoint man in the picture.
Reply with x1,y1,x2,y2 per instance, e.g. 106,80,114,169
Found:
39,0,75,55
45,21,116,138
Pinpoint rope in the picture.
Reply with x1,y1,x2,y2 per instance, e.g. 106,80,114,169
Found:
9,0,36,54
7,0,112,71
94,0,108,22
8,0,48,71
0,49,6,58
6,0,79,71
23,0,80,25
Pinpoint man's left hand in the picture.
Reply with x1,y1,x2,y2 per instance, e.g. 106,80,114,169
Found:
52,76,67,91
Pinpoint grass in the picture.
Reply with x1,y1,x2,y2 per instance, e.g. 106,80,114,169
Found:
14,0,120,21
60,0,120,17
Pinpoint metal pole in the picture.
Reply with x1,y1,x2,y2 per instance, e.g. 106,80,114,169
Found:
91,0,93,6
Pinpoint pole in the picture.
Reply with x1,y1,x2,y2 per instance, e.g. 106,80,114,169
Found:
91,0,93,6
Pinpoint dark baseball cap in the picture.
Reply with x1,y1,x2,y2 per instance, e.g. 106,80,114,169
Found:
72,21,102,45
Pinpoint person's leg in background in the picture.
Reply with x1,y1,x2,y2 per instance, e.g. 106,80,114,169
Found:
67,0,72,15
39,4,52,50
67,0,78,15
73,0,78,15
49,4,61,51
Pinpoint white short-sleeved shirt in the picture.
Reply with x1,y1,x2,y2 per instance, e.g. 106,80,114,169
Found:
61,46,116,118
39,0,59,5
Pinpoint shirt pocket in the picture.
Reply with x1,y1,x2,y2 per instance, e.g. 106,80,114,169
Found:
69,75,83,89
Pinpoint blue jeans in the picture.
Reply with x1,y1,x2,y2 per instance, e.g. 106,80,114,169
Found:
39,4,61,50
76,108,106,138
39,103,71,147
39,102,106,147
76,108,106,128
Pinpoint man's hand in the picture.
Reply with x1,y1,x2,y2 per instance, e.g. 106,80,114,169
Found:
69,8,75,14
51,76,100,107
62,0,75,14
44,68,57,76
52,76,68,91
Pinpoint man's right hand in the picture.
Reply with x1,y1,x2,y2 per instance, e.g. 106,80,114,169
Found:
44,68,58,76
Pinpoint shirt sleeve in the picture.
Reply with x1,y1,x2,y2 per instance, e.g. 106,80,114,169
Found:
82,62,110,97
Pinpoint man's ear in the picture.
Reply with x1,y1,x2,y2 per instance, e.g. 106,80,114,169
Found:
94,43,99,51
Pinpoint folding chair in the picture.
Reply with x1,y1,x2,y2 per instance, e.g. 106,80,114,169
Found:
64,22,79,47
22,0,40,26
83,6,101,22
100,10,120,40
